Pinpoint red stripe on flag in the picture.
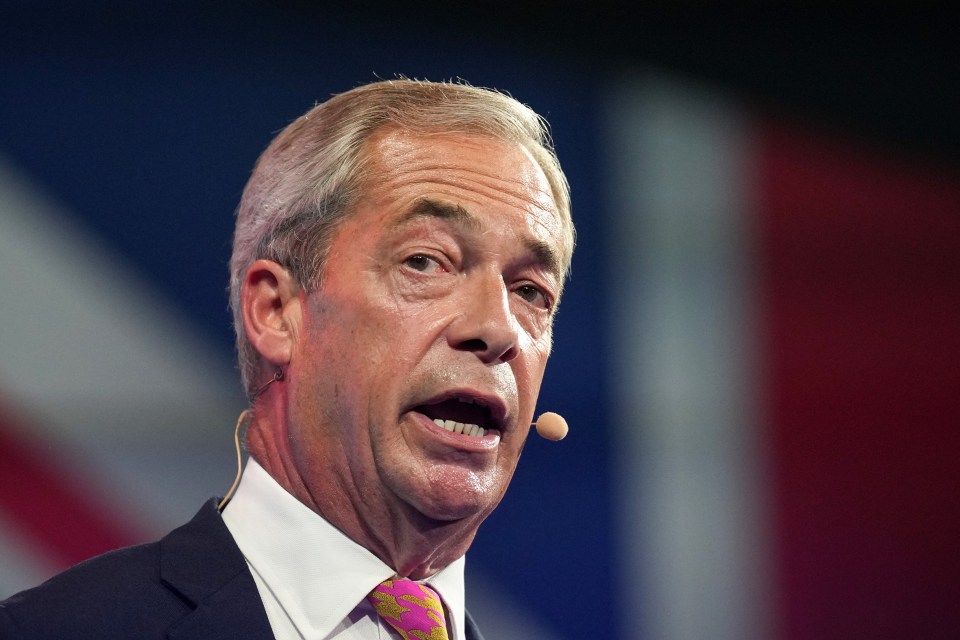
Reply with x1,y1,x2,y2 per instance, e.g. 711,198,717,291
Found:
757,121,960,639
0,399,144,570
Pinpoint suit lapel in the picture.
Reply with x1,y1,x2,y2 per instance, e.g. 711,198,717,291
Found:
166,571,274,640
159,500,274,640
155,500,485,640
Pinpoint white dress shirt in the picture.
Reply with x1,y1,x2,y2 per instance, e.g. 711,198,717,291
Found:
221,459,466,640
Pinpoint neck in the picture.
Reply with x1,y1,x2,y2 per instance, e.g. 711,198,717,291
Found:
245,405,480,579
357,500,481,579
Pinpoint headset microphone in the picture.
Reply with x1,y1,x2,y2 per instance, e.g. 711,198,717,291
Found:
532,412,569,441
218,367,285,511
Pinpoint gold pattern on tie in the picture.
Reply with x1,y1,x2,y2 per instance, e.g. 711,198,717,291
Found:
368,578,450,640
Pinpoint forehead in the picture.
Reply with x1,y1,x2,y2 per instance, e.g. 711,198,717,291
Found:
355,129,564,261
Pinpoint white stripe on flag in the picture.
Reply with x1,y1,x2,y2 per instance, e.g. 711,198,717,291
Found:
607,73,774,640
0,154,243,438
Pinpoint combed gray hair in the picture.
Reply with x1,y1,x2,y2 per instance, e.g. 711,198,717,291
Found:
229,78,574,399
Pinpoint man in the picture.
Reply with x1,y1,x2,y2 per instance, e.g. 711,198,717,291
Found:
0,79,574,639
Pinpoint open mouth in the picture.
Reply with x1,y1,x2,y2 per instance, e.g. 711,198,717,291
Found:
413,395,501,438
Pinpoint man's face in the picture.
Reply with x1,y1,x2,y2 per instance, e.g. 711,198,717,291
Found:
284,128,564,538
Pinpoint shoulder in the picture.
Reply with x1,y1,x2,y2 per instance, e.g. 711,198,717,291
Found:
0,499,244,640
0,539,185,638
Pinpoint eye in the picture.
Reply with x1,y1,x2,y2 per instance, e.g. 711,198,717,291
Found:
514,283,552,310
403,254,445,273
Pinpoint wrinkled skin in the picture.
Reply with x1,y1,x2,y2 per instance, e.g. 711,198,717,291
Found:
246,128,565,578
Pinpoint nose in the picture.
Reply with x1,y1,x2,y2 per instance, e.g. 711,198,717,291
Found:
447,274,520,364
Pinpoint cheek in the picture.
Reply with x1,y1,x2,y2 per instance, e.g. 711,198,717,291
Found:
376,296,454,360
517,336,552,388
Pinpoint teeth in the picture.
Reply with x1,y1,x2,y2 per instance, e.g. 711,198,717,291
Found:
432,417,486,437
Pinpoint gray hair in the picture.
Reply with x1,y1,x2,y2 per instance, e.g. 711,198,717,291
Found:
229,78,574,399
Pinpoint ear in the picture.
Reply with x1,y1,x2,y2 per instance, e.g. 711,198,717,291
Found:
241,259,302,366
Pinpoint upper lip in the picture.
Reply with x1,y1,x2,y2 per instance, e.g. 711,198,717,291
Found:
411,388,509,431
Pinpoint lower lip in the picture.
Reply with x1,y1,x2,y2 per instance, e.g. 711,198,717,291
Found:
410,412,502,451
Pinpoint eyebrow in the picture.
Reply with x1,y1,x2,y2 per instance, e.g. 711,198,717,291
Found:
394,197,562,279
395,198,482,231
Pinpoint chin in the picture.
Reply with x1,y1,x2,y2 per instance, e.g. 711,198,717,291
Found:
416,497,494,524
403,472,505,524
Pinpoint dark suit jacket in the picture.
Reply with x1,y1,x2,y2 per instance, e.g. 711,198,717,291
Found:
0,500,485,640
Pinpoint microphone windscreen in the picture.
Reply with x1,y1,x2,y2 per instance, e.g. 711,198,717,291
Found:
534,412,568,441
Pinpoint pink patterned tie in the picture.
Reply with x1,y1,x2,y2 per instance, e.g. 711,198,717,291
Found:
368,578,450,640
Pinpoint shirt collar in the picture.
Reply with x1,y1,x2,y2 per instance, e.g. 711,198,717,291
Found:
221,458,466,639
